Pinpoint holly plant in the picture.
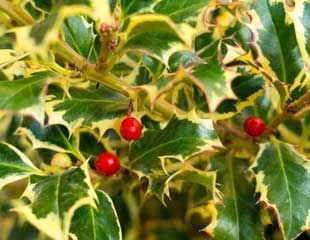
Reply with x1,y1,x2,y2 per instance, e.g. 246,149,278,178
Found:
0,0,310,239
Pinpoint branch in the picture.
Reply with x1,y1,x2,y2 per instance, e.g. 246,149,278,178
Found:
0,0,177,118
268,91,310,129
0,0,33,25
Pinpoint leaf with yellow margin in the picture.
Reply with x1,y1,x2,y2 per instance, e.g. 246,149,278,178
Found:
252,138,310,239
15,163,97,240
0,141,43,190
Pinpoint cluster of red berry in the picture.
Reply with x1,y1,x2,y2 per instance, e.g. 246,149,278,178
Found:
95,116,142,176
95,115,266,176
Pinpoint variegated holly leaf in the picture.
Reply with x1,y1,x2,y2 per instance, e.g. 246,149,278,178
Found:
70,190,122,240
121,0,208,26
148,165,217,205
46,86,129,135
120,0,157,17
15,164,97,240
168,50,203,72
14,5,95,57
31,0,91,12
252,139,310,239
16,117,77,155
112,53,164,84
207,155,264,239
191,56,237,112
246,0,303,84
123,14,190,64
129,114,222,176
30,0,112,23
63,16,98,63
232,73,265,100
142,55,165,80
0,141,43,190
288,1,310,66
153,0,207,26
0,71,55,124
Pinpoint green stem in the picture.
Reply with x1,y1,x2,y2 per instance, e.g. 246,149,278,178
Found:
268,112,287,129
268,91,310,129
0,0,34,25
287,91,310,113
0,0,188,119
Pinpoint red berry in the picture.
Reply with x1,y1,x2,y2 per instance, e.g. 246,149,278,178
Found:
120,116,142,141
95,152,120,176
244,116,266,137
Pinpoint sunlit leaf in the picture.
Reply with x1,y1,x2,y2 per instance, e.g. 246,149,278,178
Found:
252,139,310,239
130,114,222,176
0,71,55,123
16,164,96,240
70,190,122,240
0,142,43,190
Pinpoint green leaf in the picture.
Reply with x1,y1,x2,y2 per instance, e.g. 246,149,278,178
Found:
120,0,156,17
252,139,310,239
191,56,237,112
209,155,264,239
299,2,310,57
123,14,190,63
130,114,222,175
289,1,310,66
232,74,265,100
0,142,42,190
168,51,203,72
0,71,54,123
32,0,53,12
154,0,207,26
248,0,303,83
147,165,216,209
14,5,95,57
46,86,129,135
70,190,122,240
33,0,91,12
142,55,165,79
16,164,96,240
16,118,76,155
63,16,98,63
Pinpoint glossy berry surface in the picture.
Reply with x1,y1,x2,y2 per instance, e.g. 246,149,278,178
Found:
95,152,120,176
243,116,266,137
120,116,143,141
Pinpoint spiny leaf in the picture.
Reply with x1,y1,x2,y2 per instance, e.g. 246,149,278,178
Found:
191,56,237,112
246,0,303,83
153,0,208,26
63,16,98,63
15,164,97,240
70,190,122,240
0,141,43,190
208,155,264,239
14,5,93,57
130,114,222,176
168,50,203,72
147,165,217,207
123,14,190,64
0,71,55,124
45,86,129,135
16,118,76,155
32,0,91,12
31,0,113,24
252,139,310,239
288,1,310,65
120,0,157,17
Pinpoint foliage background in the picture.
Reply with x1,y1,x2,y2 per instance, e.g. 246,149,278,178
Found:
0,0,309,239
